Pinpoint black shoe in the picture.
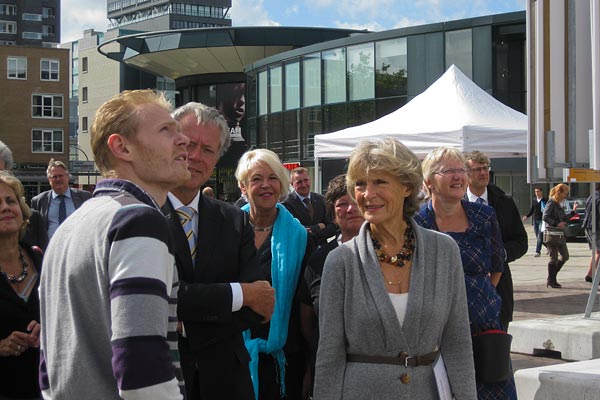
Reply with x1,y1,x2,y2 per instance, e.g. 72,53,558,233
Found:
547,280,562,288
585,275,593,283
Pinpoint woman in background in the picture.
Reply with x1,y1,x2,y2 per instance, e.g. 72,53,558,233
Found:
542,183,578,288
415,146,516,399
0,171,43,399
235,149,314,400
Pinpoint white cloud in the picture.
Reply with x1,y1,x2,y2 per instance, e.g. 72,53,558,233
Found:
285,5,300,16
61,0,107,43
393,17,427,29
334,21,385,33
231,0,280,26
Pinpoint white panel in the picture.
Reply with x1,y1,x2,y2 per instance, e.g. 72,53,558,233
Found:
592,0,600,169
549,0,566,164
575,1,593,165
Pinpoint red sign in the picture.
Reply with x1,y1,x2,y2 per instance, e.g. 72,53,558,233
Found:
283,163,301,171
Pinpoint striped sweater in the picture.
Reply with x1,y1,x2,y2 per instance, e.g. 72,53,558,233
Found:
39,179,183,399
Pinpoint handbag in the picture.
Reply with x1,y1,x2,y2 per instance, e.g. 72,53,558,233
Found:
471,330,512,383
543,229,566,246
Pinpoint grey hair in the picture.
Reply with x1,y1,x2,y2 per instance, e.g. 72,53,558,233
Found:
0,140,14,170
172,102,231,158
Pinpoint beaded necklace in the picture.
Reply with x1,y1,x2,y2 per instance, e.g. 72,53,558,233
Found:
370,222,415,268
0,246,29,283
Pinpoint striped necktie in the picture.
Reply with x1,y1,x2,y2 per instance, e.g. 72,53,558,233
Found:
303,197,314,220
176,206,197,264
58,195,67,224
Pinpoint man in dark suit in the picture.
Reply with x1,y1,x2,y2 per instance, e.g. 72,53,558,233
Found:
282,167,337,245
30,159,91,246
465,151,528,331
164,102,275,400
522,187,548,257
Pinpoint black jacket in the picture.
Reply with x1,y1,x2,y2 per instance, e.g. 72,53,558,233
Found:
525,196,548,222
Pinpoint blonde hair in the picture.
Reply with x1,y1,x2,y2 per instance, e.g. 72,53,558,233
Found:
235,149,290,201
91,90,172,176
422,147,466,183
549,183,569,202
346,138,423,219
0,171,32,239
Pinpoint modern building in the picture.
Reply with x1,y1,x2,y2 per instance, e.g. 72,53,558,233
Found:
0,45,70,198
0,0,60,47
98,11,530,210
107,0,232,31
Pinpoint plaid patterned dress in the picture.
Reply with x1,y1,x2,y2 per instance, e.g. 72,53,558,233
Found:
415,200,517,399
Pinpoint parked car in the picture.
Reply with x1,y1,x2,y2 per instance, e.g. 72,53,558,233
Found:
563,198,586,241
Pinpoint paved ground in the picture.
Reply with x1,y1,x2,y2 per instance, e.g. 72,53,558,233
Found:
509,224,600,370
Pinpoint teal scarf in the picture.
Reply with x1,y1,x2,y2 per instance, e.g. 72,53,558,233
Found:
242,203,307,399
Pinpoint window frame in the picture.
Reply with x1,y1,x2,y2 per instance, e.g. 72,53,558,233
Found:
32,94,64,119
7,56,27,79
40,58,59,81
31,128,64,153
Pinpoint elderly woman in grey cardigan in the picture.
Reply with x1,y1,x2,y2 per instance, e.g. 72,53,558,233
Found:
314,138,476,400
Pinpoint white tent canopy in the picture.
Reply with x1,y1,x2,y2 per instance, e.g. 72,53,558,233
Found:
314,65,528,160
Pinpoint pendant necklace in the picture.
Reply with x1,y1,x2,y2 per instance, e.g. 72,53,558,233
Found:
0,247,29,284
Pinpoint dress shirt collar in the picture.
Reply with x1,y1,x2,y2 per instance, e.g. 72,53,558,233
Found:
167,190,200,213
466,187,488,205
52,188,71,200
296,191,310,204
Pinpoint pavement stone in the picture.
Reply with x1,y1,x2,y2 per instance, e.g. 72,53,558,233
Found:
510,224,600,370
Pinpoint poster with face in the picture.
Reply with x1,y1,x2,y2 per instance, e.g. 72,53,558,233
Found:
217,83,246,142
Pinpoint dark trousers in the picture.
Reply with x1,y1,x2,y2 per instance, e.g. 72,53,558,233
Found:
533,219,543,254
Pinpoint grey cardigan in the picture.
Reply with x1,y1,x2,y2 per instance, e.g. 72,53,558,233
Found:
314,221,476,400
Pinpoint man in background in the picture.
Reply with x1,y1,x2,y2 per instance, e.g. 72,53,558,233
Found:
31,159,91,242
465,150,528,331
522,187,547,257
39,90,189,399
283,167,336,245
164,102,274,400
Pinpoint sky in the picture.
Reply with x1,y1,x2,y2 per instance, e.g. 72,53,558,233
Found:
61,0,526,44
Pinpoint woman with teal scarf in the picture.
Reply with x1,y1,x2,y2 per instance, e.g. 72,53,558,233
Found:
235,149,315,400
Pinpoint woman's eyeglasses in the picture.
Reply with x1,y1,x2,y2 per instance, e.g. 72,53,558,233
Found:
435,168,468,176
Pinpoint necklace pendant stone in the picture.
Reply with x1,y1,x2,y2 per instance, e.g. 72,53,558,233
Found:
390,256,398,263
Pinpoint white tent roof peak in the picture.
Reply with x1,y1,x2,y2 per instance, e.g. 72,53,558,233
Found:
314,64,527,159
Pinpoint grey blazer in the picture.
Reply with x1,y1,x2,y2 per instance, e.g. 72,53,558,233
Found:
314,221,476,400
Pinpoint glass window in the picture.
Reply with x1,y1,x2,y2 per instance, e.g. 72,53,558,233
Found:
323,103,347,133
22,13,42,21
323,48,346,104
42,7,55,19
82,57,88,73
22,32,42,40
82,87,88,102
445,29,473,78
82,117,88,132
41,59,59,81
258,71,268,116
32,94,63,118
268,113,283,159
301,106,322,159
0,5,16,16
348,43,375,101
285,62,300,110
303,53,321,107
32,129,63,153
283,110,300,160
0,21,16,33
375,37,407,98
270,66,282,113
7,57,26,79
348,101,375,127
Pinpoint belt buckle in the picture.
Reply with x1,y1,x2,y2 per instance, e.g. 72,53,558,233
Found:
404,355,415,367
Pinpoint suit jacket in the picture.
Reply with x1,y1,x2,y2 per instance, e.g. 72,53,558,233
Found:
314,222,477,400
163,194,264,400
22,210,48,250
282,192,336,244
485,184,528,330
30,188,91,234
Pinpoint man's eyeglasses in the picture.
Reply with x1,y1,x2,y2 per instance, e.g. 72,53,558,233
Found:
49,174,68,180
468,166,491,174
435,168,468,176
